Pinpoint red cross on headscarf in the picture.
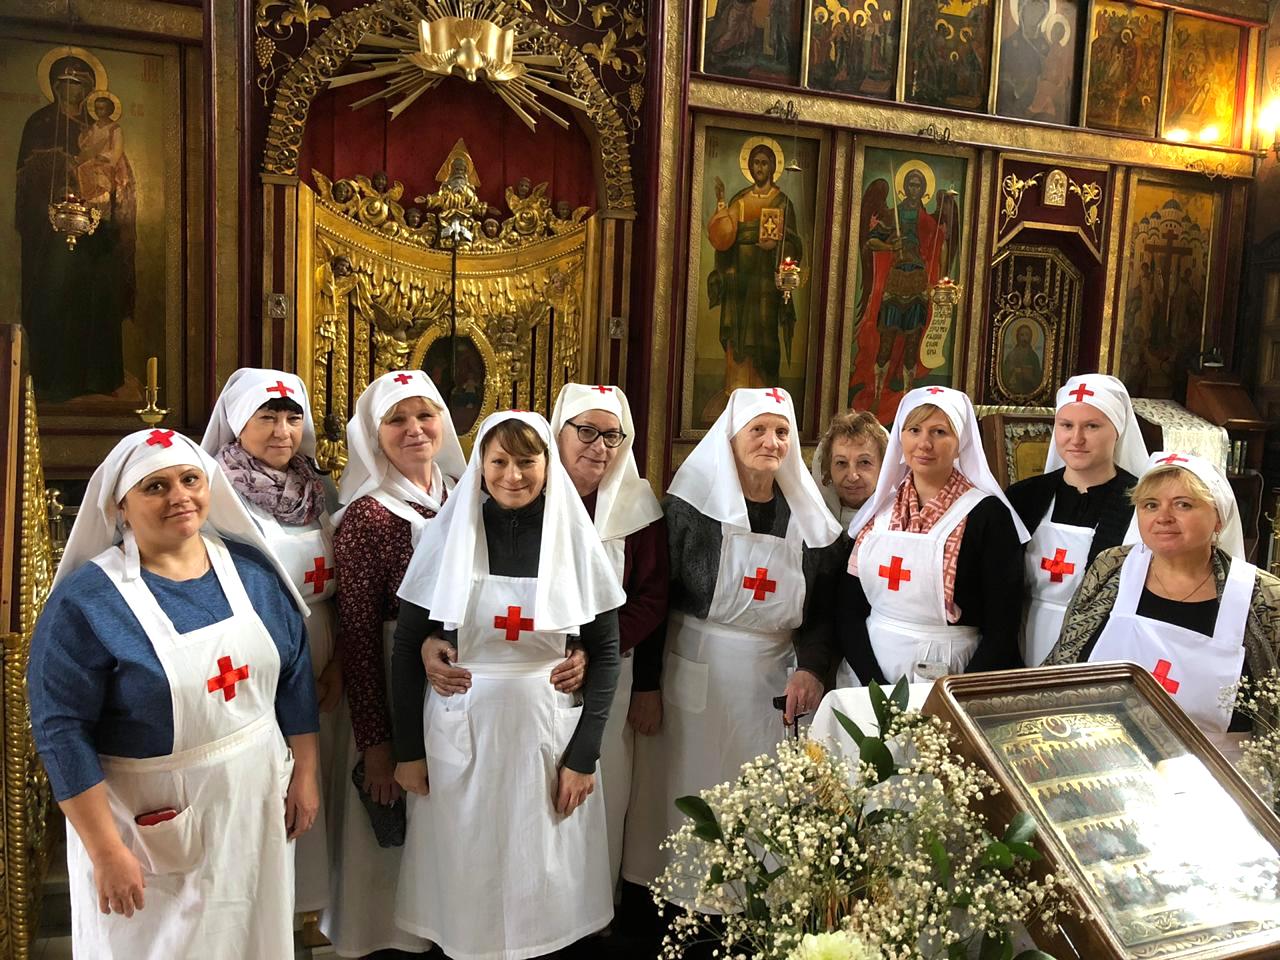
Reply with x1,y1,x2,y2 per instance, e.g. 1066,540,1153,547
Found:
1040,548,1076,582
741,567,777,601
1068,382,1095,404
146,429,175,448
764,387,785,403
394,373,413,384
1152,659,1180,694
926,387,945,395
592,385,613,394
494,605,534,641
266,380,294,397
206,655,250,701
304,556,334,594
1158,453,1189,466
878,556,911,591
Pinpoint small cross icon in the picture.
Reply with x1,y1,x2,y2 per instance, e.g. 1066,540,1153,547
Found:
1040,548,1076,583
1068,383,1095,404
304,556,334,594
592,385,613,394
741,567,777,601
206,655,250,701
1158,453,1189,466
494,605,534,641
266,380,295,397
394,373,413,385
1152,659,1180,694
146,429,175,448
878,556,911,591
764,388,785,403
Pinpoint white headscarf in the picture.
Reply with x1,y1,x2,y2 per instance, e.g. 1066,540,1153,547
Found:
334,369,467,525
1124,450,1246,559
1045,374,1149,478
397,410,625,633
549,383,662,541
53,428,308,612
847,385,1032,544
200,367,317,458
668,387,841,548
809,414,889,528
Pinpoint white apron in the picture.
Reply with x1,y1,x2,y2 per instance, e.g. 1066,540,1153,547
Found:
596,536,632,893
623,517,805,895
395,574,612,960
1088,544,1255,733
250,503,336,913
321,622,433,957
68,534,296,959
1021,497,1096,667
857,487,986,683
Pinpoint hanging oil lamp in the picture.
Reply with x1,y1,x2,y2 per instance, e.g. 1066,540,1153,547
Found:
47,67,100,250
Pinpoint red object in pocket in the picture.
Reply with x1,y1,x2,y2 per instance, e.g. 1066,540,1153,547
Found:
134,807,178,827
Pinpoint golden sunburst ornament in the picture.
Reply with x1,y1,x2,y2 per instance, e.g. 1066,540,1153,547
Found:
328,0,586,131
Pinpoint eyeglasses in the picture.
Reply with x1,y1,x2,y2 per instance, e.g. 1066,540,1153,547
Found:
564,419,627,448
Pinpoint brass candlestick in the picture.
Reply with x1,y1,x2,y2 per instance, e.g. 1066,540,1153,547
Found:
134,355,169,426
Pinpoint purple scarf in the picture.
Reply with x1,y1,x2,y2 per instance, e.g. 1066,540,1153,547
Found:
215,440,326,526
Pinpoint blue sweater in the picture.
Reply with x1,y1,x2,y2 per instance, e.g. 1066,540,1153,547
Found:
28,540,319,802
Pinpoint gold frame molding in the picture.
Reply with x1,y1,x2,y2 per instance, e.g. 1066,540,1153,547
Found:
406,323,502,451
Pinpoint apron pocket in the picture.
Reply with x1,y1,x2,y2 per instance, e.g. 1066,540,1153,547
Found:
663,653,709,714
424,703,473,768
135,807,203,876
554,704,583,757
279,747,296,801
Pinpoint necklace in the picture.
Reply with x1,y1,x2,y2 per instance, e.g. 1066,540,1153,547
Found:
1149,564,1213,601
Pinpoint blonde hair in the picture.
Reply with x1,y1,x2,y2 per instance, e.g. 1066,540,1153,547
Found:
380,395,443,424
817,411,888,483
902,402,952,433
1130,465,1215,509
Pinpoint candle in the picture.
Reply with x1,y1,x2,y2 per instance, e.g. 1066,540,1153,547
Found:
146,356,158,393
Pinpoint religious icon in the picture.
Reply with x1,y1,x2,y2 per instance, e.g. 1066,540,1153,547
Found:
806,0,901,98
847,145,968,421
423,334,487,434
1083,0,1165,136
995,0,1081,125
701,0,804,85
683,121,825,432
999,318,1047,396
1118,181,1217,398
903,0,994,111
1160,14,1242,147
11,45,137,404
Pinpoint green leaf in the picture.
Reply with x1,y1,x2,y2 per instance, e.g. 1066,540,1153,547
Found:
863,807,907,826
1003,811,1037,845
694,822,722,842
928,835,952,883
979,930,1013,960
948,944,971,960
1013,951,1058,960
869,681,889,729
675,795,722,840
980,841,1014,869
891,675,910,714
709,863,724,885
1008,841,1043,862
860,737,895,782
832,708,866,747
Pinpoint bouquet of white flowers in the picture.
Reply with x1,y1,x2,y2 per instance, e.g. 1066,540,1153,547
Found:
1232,672,1280,813
653,679,1076,960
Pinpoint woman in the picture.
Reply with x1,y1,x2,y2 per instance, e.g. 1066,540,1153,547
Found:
840,386,1030,685
1007,374,1149,666
325,369,464,956
623,386,844,901
201,367,339,915
29,429,319,958
391,411,625,959
1048,451,1280,734
547,382,668,895
810,409,889,527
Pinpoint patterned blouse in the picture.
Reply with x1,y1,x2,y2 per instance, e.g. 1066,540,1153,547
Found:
851,468,976,622
1047,544,1280,681
334,495,436,752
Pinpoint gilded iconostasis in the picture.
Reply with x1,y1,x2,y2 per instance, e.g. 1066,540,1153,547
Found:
2,0,1279,488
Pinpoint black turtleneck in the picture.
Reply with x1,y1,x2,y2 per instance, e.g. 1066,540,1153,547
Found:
391,493,621,774
1006,467,1136,566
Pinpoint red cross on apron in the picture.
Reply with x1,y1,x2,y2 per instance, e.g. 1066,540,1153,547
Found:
1040,548,1076,582
303,556,334,594
878,555,912,591
1158,453,1189,465
394,373,413,384
592,384,613,394
494,605,534,641
764,388,785,403
1068,382,1094,403
740,566,777,601
266,380,294,397
206,655,251,701
146,429,175,447
1152,658,1180,693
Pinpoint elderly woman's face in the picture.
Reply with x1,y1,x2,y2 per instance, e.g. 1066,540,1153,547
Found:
1136,476,1221,558
379,397,443,476
731,413,790,476
119,465,210,549
239,404,304,470
557,408,622,496
829,436,882,510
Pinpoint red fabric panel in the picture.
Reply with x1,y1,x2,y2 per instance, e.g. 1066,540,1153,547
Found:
297,77,596,213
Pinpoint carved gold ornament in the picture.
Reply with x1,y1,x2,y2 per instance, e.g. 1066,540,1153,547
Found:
328,0,588,131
